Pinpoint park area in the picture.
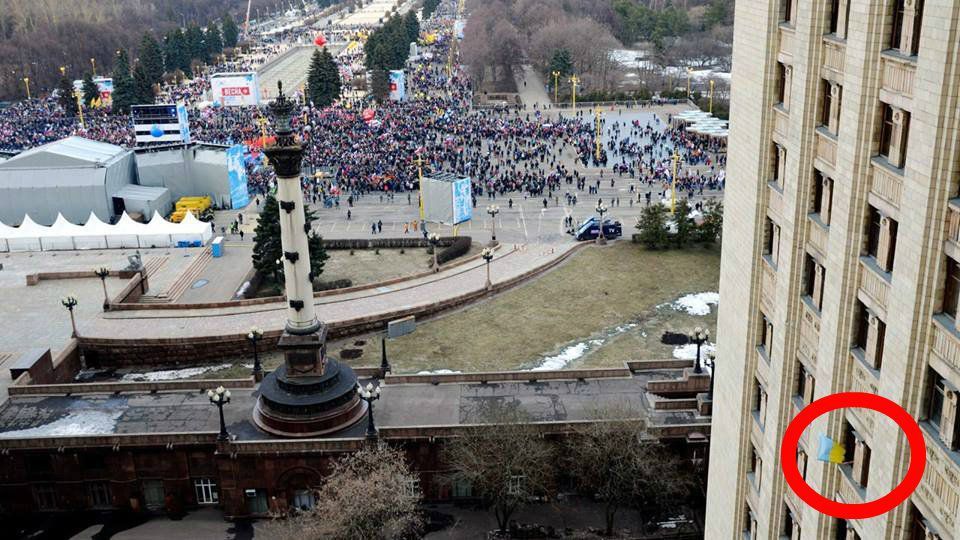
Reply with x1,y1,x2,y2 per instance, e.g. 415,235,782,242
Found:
328,242,720,373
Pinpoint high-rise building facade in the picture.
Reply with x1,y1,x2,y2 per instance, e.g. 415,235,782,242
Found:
707,0,960,538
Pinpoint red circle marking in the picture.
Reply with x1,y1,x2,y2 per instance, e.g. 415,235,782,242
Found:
780,392,926,519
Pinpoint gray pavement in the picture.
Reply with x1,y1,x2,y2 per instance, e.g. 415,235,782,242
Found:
258,44,345,99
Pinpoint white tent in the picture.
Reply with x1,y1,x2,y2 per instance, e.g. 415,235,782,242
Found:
0,210,213,252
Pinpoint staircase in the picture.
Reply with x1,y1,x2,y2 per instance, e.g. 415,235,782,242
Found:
137,249,211,304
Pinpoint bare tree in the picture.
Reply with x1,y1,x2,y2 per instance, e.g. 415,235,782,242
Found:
257,444,423,540
566,407,697,536
444,408,555,533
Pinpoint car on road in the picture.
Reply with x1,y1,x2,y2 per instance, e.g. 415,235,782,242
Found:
571,217,623,241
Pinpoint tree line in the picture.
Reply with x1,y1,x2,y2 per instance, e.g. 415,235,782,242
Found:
257,406,702,539
364,11,419,103
0,0,282,100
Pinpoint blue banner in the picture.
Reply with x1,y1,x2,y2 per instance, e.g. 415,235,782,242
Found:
227,145,250,209
451,177,472,224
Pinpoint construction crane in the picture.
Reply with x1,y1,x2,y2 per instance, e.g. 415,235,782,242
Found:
243,0,253,39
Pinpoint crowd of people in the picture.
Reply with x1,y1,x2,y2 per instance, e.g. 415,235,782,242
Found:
0,0,726,211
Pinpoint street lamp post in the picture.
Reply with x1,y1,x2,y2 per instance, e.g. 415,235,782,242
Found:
357,382,382,438
23,77,30,100
709,79,716,114
94,268,110,310
551,70,560,104
247,326,264,381
380,336,391,374
61,295,78,337
671,150,680,215
486,204,500,244
705,352,716,400
689,327,711,374
686,67,693,98
595,203,608,245
569,74,579,112
428,233,440,272
207,386,232,441
481,247,494,290
90,58,97,77
74,90,86,129
594,105,602,162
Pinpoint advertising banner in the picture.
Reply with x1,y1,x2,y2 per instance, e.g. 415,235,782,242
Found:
227,145,250,209
389,70,406,102
177,103,191,144
210,72,261,107
451,177,472,224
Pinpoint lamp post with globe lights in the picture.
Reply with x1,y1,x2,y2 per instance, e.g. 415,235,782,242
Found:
247,326,264,381
94,267,110,310
428,233,440,272
208,386,232,441
689,327,710,374
61,295,79,337
595,202,608,245
486,205,500,244
357,382,382,438
481,247,494,290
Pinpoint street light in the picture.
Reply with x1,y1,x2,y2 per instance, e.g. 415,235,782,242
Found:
94,268,110,310
568,74,580,111
428,233,440,272
689,327,711,374
247,326,264,381
486,204,500,244
595,202,608,245
357,382,382,438
551,70,560,104
90,58,97,77
481,247,494,290
686,67,693,98
705,351,716,400
61,295,78,337
207,386,232,441
22,77,30,100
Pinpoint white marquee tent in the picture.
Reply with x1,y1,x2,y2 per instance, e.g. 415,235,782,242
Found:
0,211,212,252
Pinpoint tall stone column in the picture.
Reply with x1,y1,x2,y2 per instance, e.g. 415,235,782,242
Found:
254,83,365,437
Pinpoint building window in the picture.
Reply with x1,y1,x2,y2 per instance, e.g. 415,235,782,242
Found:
88,481,112,508
803,254,825,310
925,368,960,450
33,484,58,510
865,206,898,272
782,506,799,538
404,477,421,498
781,0,793,23
507,475,526,496
879,104,896,160
764,217,781,266
866,207,882,259
842,421,871,488
759,314,773,358
878,104,910,168
292,489,315,510
749,445,762,489
796,363,815,406
25,454,53,477
453,478,473,498
890,0,906,50
909,503,942,540
797,449,808,480
828,0,841,33
745,506,758,540
776,64,787,105
943,258,960,319
812,173,834,225
753,379,768,428
821,80,833,127
910,0,924,55
854,301,885,370
836,519,859,539
245,488,269,515
193,478,219,504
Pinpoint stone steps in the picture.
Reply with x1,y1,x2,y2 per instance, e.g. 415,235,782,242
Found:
163,249,213,302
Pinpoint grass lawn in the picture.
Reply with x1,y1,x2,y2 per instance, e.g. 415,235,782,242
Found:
328,241,721,373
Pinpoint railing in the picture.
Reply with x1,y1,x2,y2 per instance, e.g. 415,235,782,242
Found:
914,429,960,532
881,51,917,98
931,315,960,375
779,24,795,61
946,201,960,247
815,128,838,170
823,37,846,75
773,105,789,142
871,159,904,209
798,301,820,366
808,215,829,257
838,467,865,504
859,259,891,310
849,356,878,438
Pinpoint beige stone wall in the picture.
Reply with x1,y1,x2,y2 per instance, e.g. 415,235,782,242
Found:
709,0,960,538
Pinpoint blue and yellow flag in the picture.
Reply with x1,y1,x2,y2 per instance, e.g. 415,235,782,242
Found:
817,434,846,463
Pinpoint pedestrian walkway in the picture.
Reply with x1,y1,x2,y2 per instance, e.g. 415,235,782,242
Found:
515,64,551,110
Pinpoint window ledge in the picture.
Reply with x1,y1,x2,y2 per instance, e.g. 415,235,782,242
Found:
871,155,905,176
881,48,917,64
768,178,785,194
815,125,838,141
860,255,892,284
850,347,881,379
823,33,846,45
792,395,806,412
757,345,771,365
801,295,821,317
752,410,766,433
762,253,778,272
779,21,796,31
808,212,830,231
839,464,867,500
948,197,960,213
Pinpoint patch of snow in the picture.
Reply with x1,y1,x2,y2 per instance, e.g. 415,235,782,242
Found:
672,292,720,316
530,342,590,371
416,369,463,375
0,409,123,438
121,364,232,381
672,342,716,360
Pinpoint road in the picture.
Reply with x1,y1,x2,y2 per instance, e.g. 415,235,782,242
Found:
257,43,345,99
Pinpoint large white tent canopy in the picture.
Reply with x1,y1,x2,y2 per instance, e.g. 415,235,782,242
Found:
0,211,212,252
